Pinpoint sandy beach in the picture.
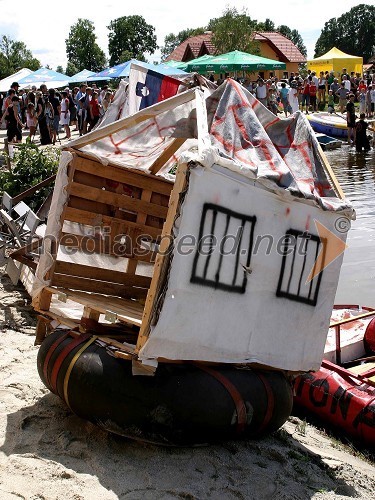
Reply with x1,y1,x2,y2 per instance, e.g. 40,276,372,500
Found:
0,271,374,500
1,123,375,500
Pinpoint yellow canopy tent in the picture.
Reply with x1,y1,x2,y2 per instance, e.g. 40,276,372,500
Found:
307,47,363,76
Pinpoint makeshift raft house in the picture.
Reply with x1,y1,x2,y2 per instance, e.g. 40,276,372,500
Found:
30,79,353,443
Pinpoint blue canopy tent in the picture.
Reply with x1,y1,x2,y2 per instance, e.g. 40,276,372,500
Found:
91,59,188,79
70,69,109,83
18,67,72,89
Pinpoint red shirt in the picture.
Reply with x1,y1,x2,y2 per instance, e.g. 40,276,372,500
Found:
90,99,100,117
309,84,317,96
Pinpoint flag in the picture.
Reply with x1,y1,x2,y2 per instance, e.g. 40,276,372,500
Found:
128,63,181,115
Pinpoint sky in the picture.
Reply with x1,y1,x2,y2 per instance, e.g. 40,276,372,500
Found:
0,0,364,70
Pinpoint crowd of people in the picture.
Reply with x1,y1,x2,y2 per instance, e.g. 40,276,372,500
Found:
235,68,374,150
0,82,114,145
1,68,374,151
237,69,375,120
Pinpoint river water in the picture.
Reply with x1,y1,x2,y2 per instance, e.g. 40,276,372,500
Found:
328,146,375,307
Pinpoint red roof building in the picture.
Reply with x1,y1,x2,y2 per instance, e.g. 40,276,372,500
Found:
166,31,306,78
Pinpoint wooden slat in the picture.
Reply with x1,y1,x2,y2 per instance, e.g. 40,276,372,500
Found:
54,261,152,288
69,182,169,219
74,155,173,196
68,195,112,216
45,287,144,327
149,138,186,174
33,158,77,312
12,175,56,204
127,189,152,275
59,232,157,263
51,274,148,300
316,143,344,199
65,207,163,240
65,89,196,149
330,309,375,328
135,162,188,354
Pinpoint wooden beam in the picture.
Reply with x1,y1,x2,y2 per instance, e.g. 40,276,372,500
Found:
44,287,144,327
316,143,345,199
69,182,169,219
33,156,77,312
64,207,162,240
54,261,152,287
149,138,186,175
135,162,188,354
65,89,197,149
12,175,56,205
74,155,173,196
51,274,148,300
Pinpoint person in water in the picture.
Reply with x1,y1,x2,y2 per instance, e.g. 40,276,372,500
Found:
355,113,371,152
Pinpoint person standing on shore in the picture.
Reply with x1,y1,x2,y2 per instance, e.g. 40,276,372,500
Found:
255,78,268,107
279,82,289,117
301,78,310,114
36,91,52,145
308,76,317,112
336,83,349,114
60,91,71,140
5,95,24,143
26,102,37,141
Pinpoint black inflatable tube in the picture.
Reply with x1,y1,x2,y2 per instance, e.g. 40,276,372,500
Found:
37,329,293,445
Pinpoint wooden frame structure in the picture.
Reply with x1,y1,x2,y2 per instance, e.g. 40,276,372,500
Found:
32,149,188,358
27,84,346,372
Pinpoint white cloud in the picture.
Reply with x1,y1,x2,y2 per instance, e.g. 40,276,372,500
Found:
0,0,363,69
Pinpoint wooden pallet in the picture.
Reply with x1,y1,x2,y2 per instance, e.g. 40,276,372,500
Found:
33,150,176,344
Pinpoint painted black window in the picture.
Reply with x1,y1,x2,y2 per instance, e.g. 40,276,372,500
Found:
191,203,256,294
276,229,325,306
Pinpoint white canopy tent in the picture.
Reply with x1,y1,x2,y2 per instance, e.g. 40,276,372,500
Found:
0,68,33,92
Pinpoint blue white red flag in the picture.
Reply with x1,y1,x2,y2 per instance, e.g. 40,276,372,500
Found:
128,63,181,115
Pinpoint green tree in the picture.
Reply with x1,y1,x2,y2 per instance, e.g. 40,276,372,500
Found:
65,61,79,76
277,25,307,57
314,4,375,61
108,16,157,66
161,27,206,60
0,36,40,78
56,65,64,74
66,18,106,72
208,7,259,54
256,18,275,32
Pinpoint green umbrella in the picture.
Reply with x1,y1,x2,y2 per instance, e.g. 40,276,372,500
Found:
164,59,188,70
185,54,217,72
186,50,286,73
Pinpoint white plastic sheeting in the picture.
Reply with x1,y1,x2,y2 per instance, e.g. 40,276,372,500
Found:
139,165,350,371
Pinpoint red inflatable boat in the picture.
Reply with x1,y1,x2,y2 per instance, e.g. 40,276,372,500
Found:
294,305,375,446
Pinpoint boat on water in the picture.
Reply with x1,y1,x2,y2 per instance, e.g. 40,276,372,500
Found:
315,133,342,151
9,75,355,444
307,112,348,138
294,305,375,446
